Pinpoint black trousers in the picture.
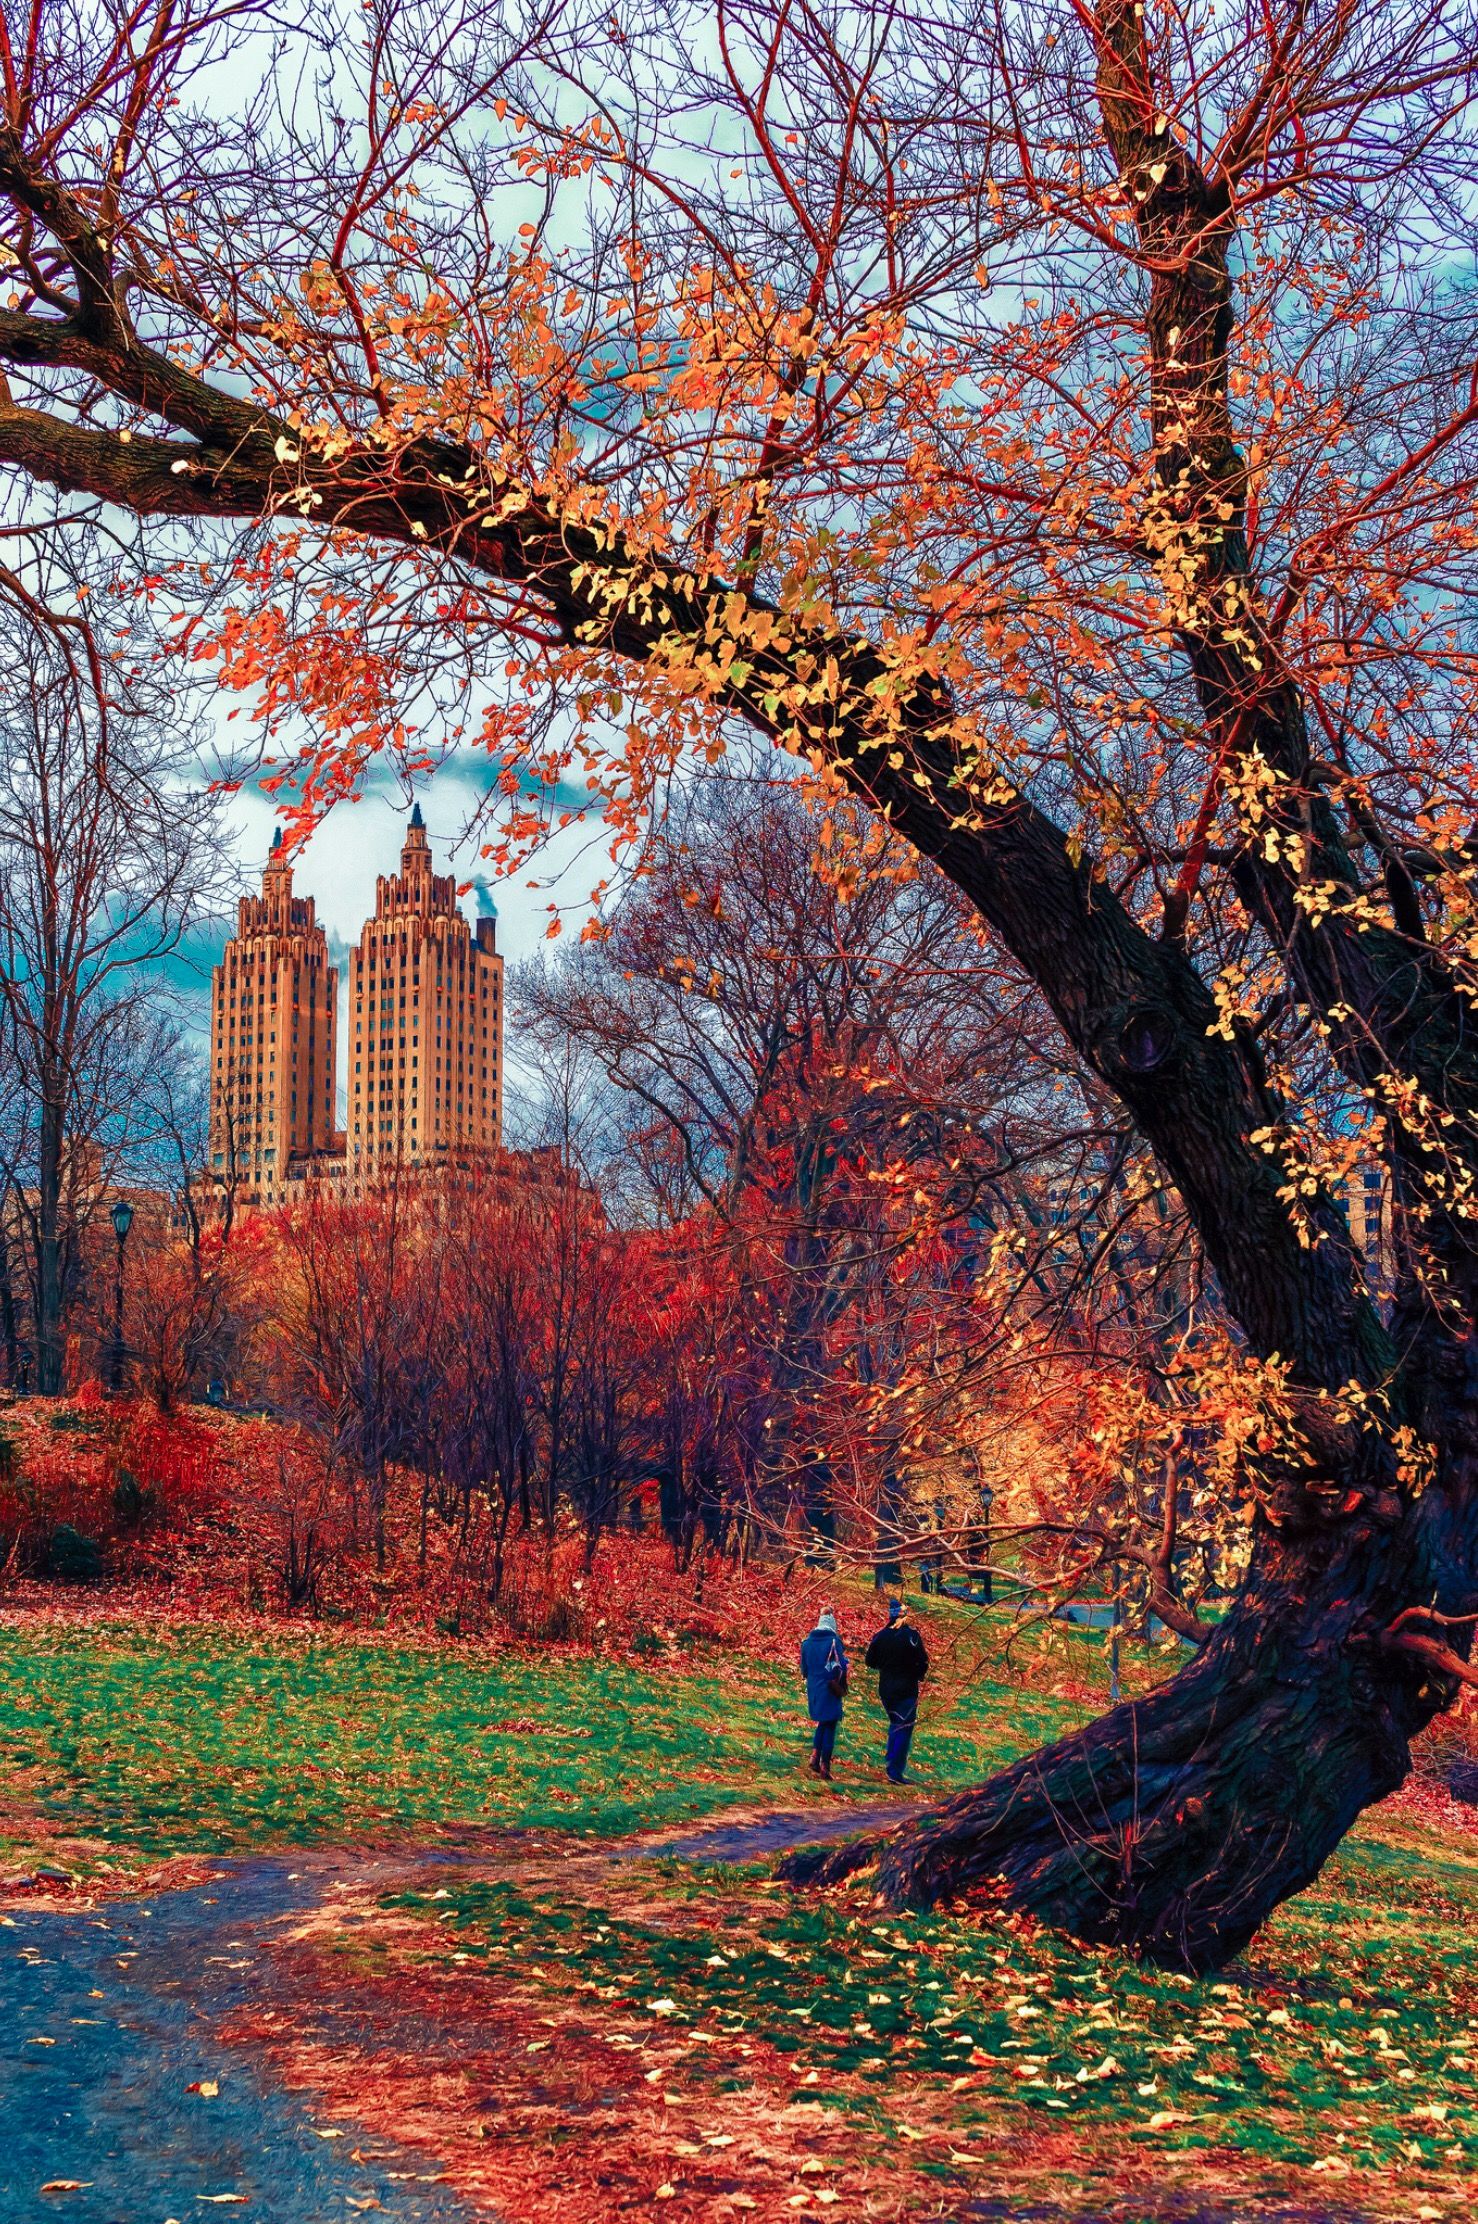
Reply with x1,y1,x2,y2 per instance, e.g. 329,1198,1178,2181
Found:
883,1690,918,1779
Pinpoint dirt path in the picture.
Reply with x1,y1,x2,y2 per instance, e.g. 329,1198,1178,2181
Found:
0,1805,913,2223
619,1798,924,1863
1,1853,482,2224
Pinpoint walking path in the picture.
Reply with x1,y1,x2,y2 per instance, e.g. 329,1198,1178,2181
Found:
0,1804,912,2223
621,1798,922,1864
1,1800,1368,2224
1,1855,477,2224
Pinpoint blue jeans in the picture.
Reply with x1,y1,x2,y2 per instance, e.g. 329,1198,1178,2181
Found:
812,1718,838,1769
884,1691,918,1780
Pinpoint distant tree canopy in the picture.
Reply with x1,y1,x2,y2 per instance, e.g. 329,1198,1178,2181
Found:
1,0,1477,1966
0,575,226,1393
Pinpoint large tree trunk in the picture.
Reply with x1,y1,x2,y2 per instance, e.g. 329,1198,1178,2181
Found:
782,1497,1475,1971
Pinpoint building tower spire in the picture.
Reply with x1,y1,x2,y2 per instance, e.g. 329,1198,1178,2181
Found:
349,807,504,1174
401,799,431,878
209,827,339,1203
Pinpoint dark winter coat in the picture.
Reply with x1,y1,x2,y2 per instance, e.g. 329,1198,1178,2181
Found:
799,1627,849,1724
864,1622,930,1707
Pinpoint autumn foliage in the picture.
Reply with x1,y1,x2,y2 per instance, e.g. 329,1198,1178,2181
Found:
5,0,1478,1962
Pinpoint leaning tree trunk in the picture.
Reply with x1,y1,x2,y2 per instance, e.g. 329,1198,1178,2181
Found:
782,1486,1476,1971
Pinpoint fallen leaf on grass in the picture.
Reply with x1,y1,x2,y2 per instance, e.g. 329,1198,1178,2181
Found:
1074,2052,1120,2083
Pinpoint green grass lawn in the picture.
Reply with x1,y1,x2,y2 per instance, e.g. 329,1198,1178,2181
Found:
0,1604,1105,1855
3,1607,1472,2214
370,1818,1478,2207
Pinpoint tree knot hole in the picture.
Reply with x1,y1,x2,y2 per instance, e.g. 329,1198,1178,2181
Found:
1116,1006,1177,1077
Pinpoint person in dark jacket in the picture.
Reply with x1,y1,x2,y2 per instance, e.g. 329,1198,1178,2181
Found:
798,1607,849,1779
865,1599,930,1782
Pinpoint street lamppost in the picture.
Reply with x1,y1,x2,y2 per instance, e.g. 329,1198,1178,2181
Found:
976,1481,995,1606
108,1197,134,1395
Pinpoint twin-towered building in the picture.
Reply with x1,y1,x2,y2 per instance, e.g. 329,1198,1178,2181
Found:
210,807,504,1204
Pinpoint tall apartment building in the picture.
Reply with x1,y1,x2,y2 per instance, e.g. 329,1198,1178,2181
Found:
209,830,340,1202
347,805,503,1175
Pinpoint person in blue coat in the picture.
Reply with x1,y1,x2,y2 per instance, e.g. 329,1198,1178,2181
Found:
799,1606,849,1779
